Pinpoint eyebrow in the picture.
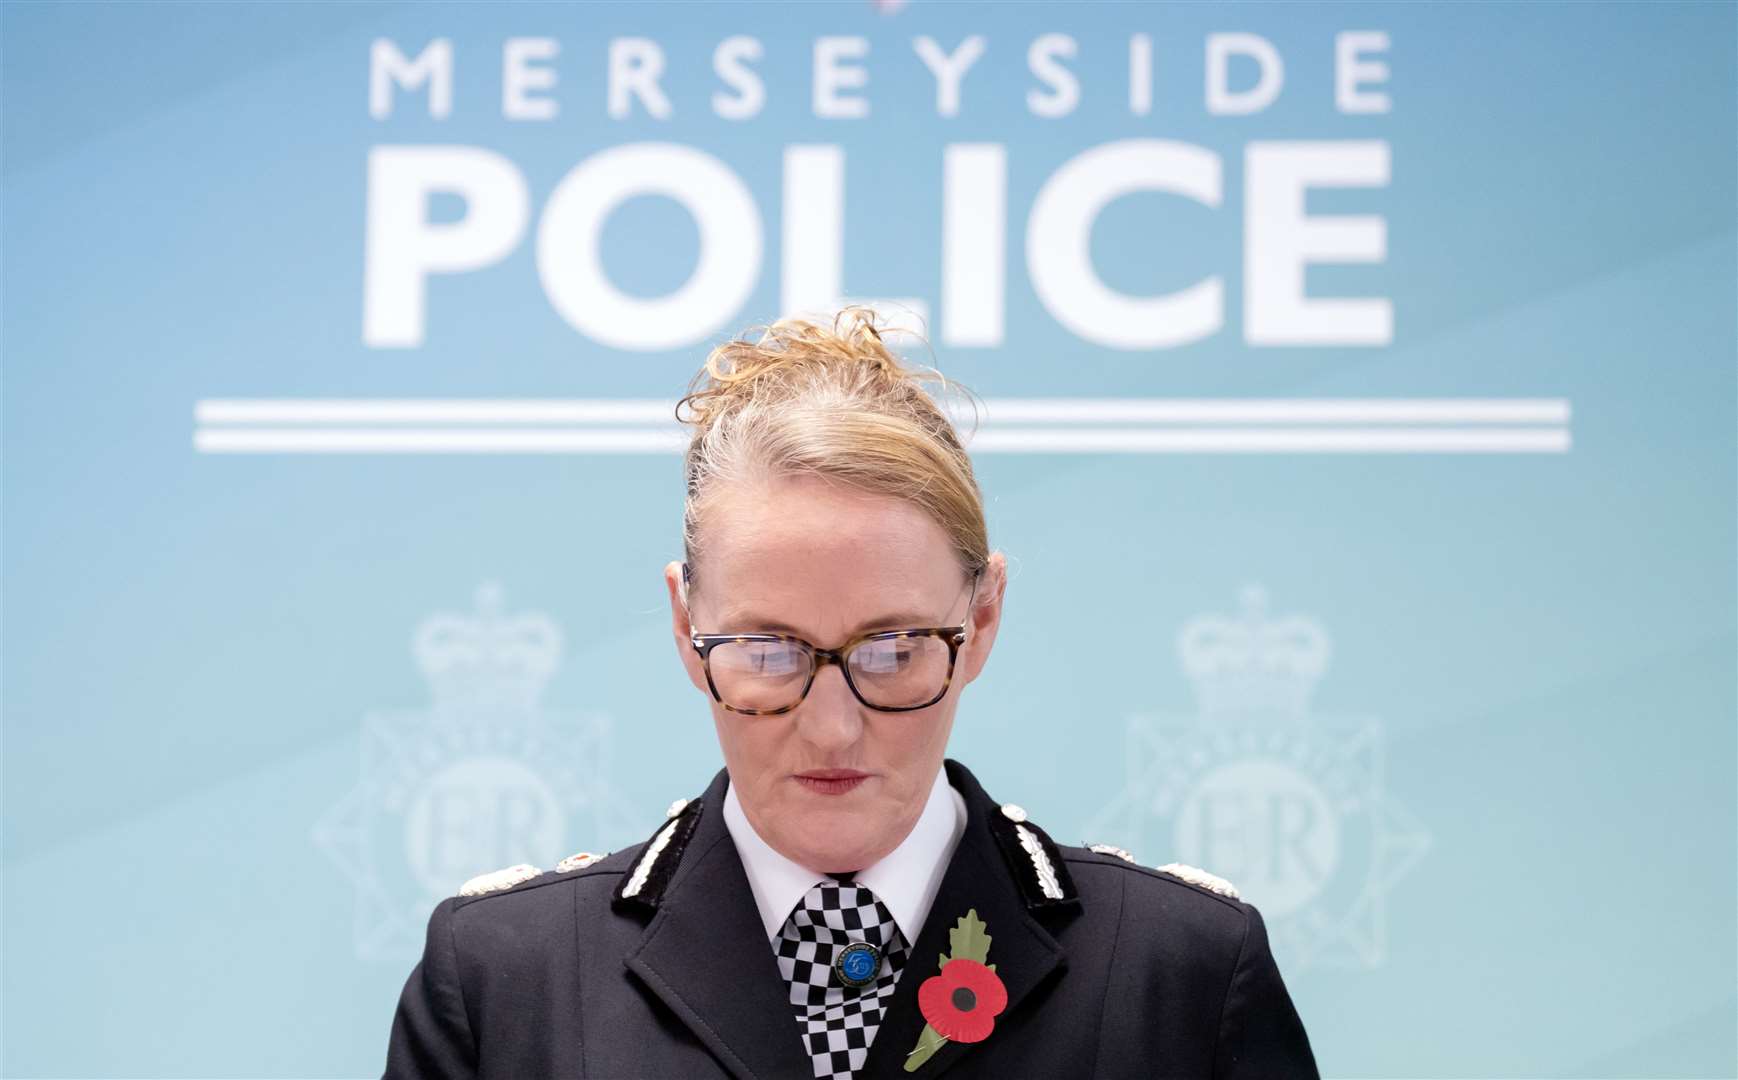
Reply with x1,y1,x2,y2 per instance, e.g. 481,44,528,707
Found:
715,611,943,637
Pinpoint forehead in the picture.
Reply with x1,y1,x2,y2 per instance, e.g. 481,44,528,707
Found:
695,476,962,633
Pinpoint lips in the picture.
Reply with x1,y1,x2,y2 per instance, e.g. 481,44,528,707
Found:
794,769,870,795
798,769,869,781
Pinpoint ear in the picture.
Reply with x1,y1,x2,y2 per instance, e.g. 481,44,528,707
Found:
956,551,1008,687
664,560,710,694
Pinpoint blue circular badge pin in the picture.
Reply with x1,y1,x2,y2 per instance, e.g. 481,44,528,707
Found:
833,941,882,988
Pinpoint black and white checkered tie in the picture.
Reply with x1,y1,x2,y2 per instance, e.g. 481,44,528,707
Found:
774,874,910,1080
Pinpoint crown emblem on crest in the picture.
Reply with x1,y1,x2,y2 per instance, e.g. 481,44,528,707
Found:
413,582,563,713
1177,585,1330,718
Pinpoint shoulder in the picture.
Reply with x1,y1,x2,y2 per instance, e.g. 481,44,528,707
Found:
449,845,641,913
976,785,1251,951
1063,841,1243,902
432,848,643,966
1059,839,1255,952
443,793,702,920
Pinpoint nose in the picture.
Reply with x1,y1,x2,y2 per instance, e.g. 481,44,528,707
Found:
795,659,864,751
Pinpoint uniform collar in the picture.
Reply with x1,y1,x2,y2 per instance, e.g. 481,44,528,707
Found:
722,763,967,944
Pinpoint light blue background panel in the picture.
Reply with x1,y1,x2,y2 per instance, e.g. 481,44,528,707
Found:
2,2,1733,1077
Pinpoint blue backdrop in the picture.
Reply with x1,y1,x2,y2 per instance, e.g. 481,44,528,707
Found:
3,2,1734,1077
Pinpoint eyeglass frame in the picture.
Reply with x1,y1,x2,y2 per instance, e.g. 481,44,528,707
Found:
683,562,982,715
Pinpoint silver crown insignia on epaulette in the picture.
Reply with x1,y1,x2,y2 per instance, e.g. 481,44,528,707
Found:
1086,842,1137,863
556,850,607,873
1154,862,1241,899
458,862,544,897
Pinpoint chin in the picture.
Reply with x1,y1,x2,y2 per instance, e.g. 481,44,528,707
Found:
783,822,879,871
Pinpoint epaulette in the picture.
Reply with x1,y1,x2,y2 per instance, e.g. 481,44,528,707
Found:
611,795,704,916
1154,861,1241,899
1081,841,1242,900
458,862,544,897
988,801,1079,911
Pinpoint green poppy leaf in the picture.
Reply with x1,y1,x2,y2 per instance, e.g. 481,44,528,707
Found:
948,908,992,965
903,1024,948,1072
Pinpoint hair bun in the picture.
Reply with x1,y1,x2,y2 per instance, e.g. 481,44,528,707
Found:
675,306,939,430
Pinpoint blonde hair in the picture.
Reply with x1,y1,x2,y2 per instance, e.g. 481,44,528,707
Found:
674,307,988,593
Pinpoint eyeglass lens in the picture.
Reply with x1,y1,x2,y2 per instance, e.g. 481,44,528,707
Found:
707,634,952,711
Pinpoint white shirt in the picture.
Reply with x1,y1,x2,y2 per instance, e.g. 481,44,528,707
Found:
722,764,968,944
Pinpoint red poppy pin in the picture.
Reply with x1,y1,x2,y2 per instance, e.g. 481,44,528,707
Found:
903,909,1008,1072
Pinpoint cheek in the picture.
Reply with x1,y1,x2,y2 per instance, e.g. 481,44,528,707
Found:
714,711,792,780
871,704,956,767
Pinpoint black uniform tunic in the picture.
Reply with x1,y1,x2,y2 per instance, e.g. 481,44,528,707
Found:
384,758,1320,1079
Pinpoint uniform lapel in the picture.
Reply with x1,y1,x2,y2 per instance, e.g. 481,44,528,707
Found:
857,759,1069,1080
623,767,816,1080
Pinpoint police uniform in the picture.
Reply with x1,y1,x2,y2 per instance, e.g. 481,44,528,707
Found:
383,758,1320,1079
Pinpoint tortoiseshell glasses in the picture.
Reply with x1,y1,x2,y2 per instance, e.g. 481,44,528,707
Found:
685,565,980,715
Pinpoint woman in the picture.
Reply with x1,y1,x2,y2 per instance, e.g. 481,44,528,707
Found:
384,310,1319,1079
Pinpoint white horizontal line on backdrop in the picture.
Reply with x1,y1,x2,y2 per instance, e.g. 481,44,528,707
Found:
193,426,1570,454
195,397,1572,427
